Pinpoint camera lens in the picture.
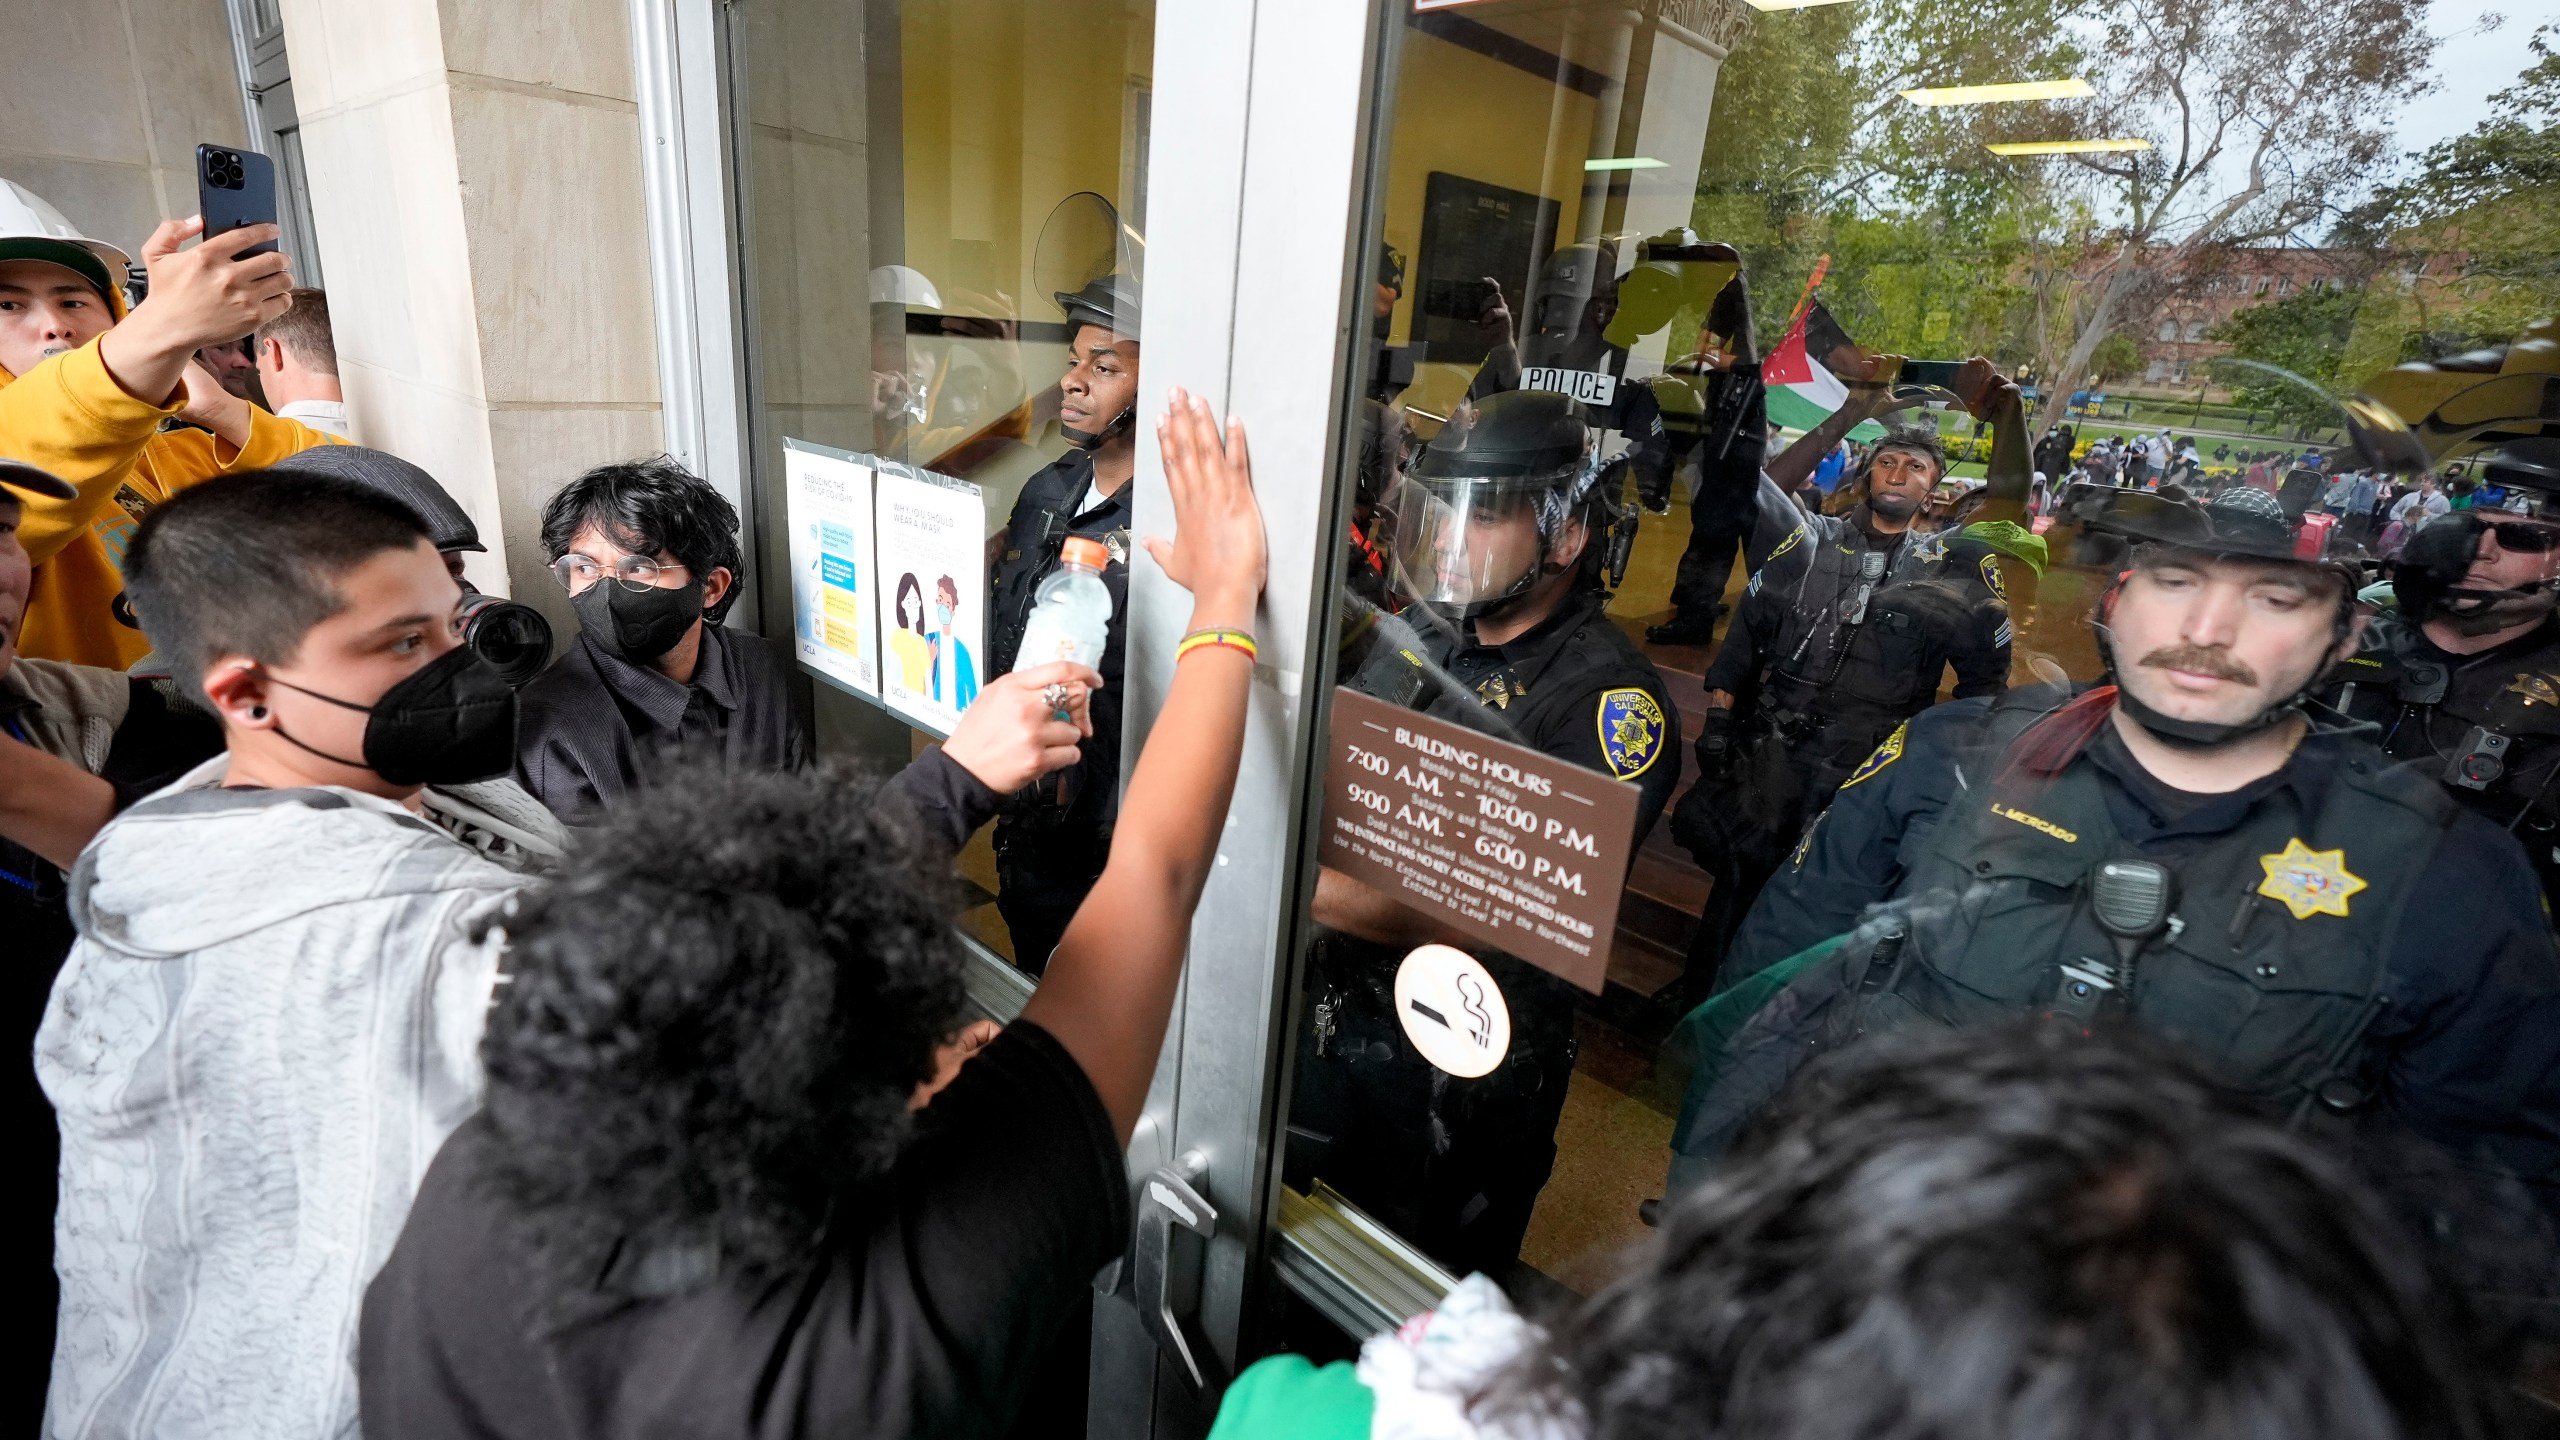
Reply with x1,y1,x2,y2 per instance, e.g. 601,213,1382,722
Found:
458,594,555,688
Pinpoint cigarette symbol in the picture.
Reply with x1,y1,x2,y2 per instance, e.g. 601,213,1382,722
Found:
1456,973,1493,1047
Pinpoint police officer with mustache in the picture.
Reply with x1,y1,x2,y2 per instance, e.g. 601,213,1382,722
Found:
1671,486,2560,1236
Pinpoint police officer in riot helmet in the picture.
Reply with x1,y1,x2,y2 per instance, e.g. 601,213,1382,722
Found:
1669,482,2560,1236
1664,404,2013,1005
984,273,1141,973
1287,389,1682,1279
2336,436,2560,914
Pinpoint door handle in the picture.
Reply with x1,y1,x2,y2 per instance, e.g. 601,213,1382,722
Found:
1130,1149,1221,1389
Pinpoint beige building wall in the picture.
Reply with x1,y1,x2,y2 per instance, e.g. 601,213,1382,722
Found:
277,0,662,619
0,0,250,256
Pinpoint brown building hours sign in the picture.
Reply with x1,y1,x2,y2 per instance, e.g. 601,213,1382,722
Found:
1318,686,1641,993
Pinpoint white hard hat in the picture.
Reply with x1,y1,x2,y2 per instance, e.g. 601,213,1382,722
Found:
0,179,132,304
868,263,942,310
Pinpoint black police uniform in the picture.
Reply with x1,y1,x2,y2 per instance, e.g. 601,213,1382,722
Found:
1676,683,2560,1218
1665,505,2010,999
1290,588,1682,1277
2334,610,2560,916
985,449,1130,973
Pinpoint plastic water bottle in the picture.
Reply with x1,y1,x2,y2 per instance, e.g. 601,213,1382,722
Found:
1013,536,1113,672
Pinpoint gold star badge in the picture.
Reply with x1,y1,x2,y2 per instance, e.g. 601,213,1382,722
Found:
2506,672,2560,707
2255,838,2367,921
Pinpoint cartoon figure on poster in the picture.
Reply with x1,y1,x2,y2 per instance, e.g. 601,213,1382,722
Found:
874,467,987,733
888,573,931,690
886,570,979,708
927,574,977,707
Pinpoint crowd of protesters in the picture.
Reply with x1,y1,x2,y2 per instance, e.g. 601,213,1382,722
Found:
5,187,2560,1440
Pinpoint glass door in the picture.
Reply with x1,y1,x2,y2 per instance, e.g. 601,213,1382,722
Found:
702,0,1385,1433
1259,0,2547,1367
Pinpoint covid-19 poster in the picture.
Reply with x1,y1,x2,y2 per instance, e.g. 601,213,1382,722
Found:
782,439,879,699
873,466,987,736
781,438,986,738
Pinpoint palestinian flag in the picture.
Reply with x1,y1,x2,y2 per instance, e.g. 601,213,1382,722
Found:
1761,299,1884,439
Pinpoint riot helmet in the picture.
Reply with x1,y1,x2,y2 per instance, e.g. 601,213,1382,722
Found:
1380,390,1607,620
1052,273,1142,450
2084,486,2363,748
1521,242,1620,367
2393,437,2560,634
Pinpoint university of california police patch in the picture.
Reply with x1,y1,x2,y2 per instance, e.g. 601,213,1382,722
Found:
1596,688,1666,780
1978,553,2007,601
1839,721,1909,790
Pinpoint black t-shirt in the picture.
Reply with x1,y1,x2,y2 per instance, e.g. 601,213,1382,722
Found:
359,1021,1130,1440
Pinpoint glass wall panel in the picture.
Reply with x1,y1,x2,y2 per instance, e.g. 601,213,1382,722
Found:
1286,0,2560,1314
731,0,1155,971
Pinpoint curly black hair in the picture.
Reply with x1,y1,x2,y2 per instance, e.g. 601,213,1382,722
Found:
1490,1022,2508,1440
475,758,968,1323
538,455,747,623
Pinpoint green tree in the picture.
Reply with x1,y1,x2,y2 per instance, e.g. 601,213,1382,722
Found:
2088,331,2141,384
2206,285,2362,430
2346,23,2560,348
2021,0,2436,439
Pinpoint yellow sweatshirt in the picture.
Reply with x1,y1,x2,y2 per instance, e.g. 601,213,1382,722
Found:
1,339,336,669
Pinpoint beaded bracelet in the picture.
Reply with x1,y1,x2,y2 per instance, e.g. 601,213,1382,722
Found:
1176,627,1258,662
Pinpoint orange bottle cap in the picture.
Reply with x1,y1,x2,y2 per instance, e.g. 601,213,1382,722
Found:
1061,536,1111,568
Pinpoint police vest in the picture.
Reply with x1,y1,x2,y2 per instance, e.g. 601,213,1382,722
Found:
1754,526,1963,755
1857,697,2456,1113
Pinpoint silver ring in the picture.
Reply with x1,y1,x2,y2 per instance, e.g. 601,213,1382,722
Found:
1041,681,1072,711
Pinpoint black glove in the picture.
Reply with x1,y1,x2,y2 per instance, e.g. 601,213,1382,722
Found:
1697,708,1736,773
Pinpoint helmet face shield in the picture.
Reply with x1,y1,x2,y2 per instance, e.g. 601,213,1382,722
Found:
1379,472,1571,615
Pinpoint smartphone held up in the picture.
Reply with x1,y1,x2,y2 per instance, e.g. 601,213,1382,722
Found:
197,145,279,259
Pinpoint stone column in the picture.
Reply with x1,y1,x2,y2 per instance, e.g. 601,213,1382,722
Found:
277,0,661,621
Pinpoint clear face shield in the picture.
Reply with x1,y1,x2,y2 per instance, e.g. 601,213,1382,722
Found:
1378,470,1577,618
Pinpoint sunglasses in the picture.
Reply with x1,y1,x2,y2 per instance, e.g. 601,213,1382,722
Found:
2481,519,2560,553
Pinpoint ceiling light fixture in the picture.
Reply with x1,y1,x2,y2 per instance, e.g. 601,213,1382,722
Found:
1901,78,2094,107
1585,156,1668,171
1987,137,2153,156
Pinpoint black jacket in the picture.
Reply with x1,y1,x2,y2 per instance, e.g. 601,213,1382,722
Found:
515,625,808,826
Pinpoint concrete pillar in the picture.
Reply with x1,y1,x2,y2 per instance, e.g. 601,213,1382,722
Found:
277,0,662,621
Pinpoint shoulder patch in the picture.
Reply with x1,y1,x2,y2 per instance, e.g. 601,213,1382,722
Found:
1978,553,2007,602
1596,688,1667,780
1766,524,1805,564
1838,721,1909,790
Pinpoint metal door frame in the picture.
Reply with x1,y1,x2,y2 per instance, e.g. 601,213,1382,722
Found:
628,0,1388,1433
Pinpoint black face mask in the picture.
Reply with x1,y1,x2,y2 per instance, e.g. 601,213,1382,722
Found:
266,643,519,786
573,575,704,664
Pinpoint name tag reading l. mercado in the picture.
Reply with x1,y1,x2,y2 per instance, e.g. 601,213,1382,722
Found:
1320,686,1641,993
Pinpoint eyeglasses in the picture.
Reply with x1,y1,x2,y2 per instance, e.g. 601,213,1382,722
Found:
550,553,690,592
2482,520,2560,554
